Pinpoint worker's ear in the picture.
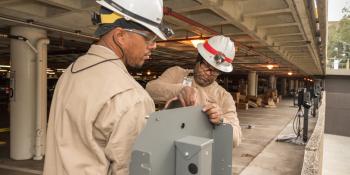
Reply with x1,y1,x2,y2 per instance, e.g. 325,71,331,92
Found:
111,27,127,45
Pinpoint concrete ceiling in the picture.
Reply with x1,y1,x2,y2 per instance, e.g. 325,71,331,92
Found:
0,0,327,76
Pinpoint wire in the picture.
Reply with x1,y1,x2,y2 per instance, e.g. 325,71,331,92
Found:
293,107,303,139
70,58,119,73
70,35,125,74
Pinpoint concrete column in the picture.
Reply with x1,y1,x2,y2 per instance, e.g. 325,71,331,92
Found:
255,74,259,96
289,79,294,92
248,71,257,96
281,78,287,96
294,79,299,91
269,75,276,89
301,80,304,88
10,26,47,160
315,79,322,90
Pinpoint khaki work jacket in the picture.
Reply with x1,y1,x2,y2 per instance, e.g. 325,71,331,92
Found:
146,66,242,147
43,45,155,175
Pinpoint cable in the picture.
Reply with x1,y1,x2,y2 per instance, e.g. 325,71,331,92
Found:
70,35,124,74
293,107,303,139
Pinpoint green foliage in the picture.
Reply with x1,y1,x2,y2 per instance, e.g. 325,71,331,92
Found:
328,5,350,59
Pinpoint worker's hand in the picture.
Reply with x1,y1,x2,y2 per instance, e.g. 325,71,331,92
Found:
164,96,180,109
202,103,223,125
177,86,198,107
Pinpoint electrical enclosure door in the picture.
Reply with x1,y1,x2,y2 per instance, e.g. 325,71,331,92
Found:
130,106,233,175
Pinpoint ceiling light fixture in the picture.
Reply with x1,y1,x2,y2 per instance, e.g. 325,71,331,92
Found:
190,39,206,48
288,72,293,76
0,65,10,68
266,64,274,70
146,70,151,75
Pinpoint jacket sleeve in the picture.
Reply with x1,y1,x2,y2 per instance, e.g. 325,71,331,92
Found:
146,66,189,102
221,92,242,147
93,89,151,174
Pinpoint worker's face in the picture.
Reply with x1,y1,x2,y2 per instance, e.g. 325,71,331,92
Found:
122,29,157,68
194,59,220,87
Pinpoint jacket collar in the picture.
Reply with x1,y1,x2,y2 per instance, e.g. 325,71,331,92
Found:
87,44,118,59
87,44,128,73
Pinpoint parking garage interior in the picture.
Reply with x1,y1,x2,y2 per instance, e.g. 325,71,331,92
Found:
0,0,349,175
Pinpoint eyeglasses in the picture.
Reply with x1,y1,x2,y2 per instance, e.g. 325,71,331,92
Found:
124,29,157,45
199,60,221,76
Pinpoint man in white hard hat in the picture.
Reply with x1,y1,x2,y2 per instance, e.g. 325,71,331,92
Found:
43,0,173,175
146,35,242,147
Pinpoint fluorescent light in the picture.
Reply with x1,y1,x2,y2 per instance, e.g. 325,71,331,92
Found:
56,69,66,72
0,65,10,68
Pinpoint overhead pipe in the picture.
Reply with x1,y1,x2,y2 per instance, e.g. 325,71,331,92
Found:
163,7,277,63
157,36,211,43
33,38,50,160
163,7,218,34
0,15,98,41
0,33,38,53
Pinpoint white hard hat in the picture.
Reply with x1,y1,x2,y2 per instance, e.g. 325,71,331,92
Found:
96,0,173,40
197,35,235,73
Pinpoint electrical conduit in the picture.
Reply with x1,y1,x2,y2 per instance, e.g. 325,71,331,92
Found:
33,38,50,160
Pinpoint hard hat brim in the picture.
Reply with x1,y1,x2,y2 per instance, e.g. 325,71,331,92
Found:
97,0,167,40
197,43,233,73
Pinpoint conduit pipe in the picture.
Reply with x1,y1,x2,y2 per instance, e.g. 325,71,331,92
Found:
163,7,218,34
0,33,38,53
163,7,281,63
0,15,98,41
33,38,50,160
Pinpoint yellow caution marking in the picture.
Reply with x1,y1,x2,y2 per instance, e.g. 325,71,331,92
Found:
0,128,10,132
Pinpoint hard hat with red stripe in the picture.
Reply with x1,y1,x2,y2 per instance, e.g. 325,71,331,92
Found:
197,35,235,73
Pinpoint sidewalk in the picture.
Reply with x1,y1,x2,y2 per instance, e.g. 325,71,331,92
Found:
323,134,350,175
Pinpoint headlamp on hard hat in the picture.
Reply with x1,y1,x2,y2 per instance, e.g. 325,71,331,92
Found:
159,25,174,38
214,53,226,64
203,41,233,65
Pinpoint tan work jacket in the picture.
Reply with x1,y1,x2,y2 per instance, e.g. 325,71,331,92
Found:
43,45,155,175
146,66,242,147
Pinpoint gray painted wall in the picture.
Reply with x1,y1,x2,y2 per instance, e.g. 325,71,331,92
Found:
325,76,350,136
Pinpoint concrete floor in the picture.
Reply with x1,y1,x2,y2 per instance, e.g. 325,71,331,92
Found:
233,99,317,175
0,98,317,175
323,134,350,175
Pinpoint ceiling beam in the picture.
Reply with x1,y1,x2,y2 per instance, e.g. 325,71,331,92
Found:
244,8,291,17
270,33,303,38
258,22,298,29
276,40,307,43
34,0,82,10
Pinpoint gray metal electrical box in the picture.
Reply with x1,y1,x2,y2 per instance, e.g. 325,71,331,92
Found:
130,106,233,175
175,136,213,175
